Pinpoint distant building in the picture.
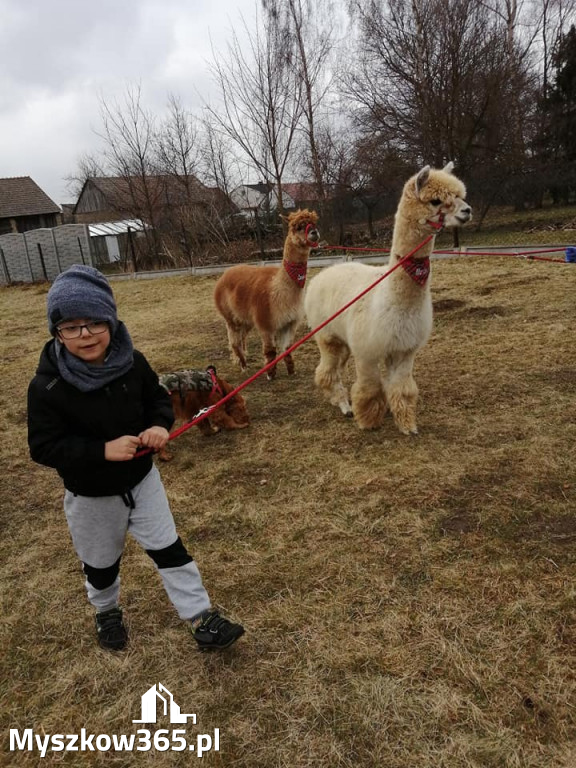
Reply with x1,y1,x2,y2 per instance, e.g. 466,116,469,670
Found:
281,182,324,209
88,218,146,265
60,203,76,224
73,175,228,225
0,176,61,235
230,182,296,220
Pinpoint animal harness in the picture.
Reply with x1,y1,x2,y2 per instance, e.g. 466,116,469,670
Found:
159,370,215,403
400,255,430,286
283,260,308,287
206,365,223,397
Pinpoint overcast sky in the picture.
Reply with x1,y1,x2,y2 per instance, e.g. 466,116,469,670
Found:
0,0,257,205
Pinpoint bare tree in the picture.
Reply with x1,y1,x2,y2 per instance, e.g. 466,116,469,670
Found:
199,115,236,197
198,115,248,242
65,152,104,199
205,9,303,227
478,0,576,91
344,0,538,222
97,85,164,266
155,95,204,263
156,95,201,185
536,0,576,97
262,0,337,202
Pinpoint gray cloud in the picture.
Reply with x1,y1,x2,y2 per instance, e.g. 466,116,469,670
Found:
0,0,255,202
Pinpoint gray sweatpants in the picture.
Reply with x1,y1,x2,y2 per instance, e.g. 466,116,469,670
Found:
64,465,211,620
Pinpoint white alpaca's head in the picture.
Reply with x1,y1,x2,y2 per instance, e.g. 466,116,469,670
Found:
408,162,472,229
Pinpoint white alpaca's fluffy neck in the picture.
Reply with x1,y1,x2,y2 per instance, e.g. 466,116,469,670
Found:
390,210,437,265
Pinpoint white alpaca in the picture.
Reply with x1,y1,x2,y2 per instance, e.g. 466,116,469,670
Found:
304,163,471,432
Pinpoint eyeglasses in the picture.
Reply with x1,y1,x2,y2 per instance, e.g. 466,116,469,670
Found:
56,321,109,339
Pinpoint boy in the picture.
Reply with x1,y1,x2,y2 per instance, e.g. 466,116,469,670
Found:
27,265,244,652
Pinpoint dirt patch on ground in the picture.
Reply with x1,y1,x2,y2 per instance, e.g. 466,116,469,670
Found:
477,275,552,296
457,304,510,319
439,510,481,535
529,368,576,387
511,512,576,546
433,298,467,312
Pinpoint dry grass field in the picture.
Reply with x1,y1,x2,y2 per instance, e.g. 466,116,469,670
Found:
1,255,575,767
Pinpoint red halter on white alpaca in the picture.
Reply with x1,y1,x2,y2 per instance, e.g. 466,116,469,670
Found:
399,211,443,285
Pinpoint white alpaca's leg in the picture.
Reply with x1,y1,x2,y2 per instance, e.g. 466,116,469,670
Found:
314,335,352,416
384,352,419,435
351,358,387,430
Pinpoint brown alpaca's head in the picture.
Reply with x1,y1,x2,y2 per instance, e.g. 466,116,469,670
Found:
405,162,472,229
220,377,250,425
283,209,320,252
226,393,250,426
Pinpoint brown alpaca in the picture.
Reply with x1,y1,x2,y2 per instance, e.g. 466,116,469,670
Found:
214,209,320,379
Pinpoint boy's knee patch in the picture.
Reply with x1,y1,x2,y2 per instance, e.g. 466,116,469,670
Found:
146,536,193,569
83,556,121,590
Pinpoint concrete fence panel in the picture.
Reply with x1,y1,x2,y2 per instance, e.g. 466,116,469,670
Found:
0,224,93,284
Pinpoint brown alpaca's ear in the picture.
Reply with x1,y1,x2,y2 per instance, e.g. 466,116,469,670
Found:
280,213,290,223
415,166,431,198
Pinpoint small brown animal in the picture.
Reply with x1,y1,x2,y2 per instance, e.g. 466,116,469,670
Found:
214,208,320,380
158,366,250,461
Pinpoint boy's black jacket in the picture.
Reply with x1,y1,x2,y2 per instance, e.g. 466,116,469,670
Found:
27,341,174,496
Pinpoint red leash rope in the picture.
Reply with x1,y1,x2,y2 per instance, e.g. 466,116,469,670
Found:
313,216,444,254
317,245,570,264
433,246,571,263
318,244,392,254
316,244,572,263
135,231,437,457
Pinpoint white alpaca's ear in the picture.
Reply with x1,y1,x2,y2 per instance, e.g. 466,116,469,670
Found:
415,166,430,198
443,161,455,174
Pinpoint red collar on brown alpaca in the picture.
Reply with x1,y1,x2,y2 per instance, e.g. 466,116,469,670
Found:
401,255,430,285
283,260,308,286
206,365,223,397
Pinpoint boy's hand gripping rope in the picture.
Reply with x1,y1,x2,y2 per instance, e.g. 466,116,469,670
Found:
134,231,438,458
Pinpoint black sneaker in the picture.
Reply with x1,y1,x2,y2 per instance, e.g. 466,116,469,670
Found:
192,611,245,651
95,607,128,651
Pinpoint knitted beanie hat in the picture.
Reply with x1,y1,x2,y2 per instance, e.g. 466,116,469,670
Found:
47,265,119,335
